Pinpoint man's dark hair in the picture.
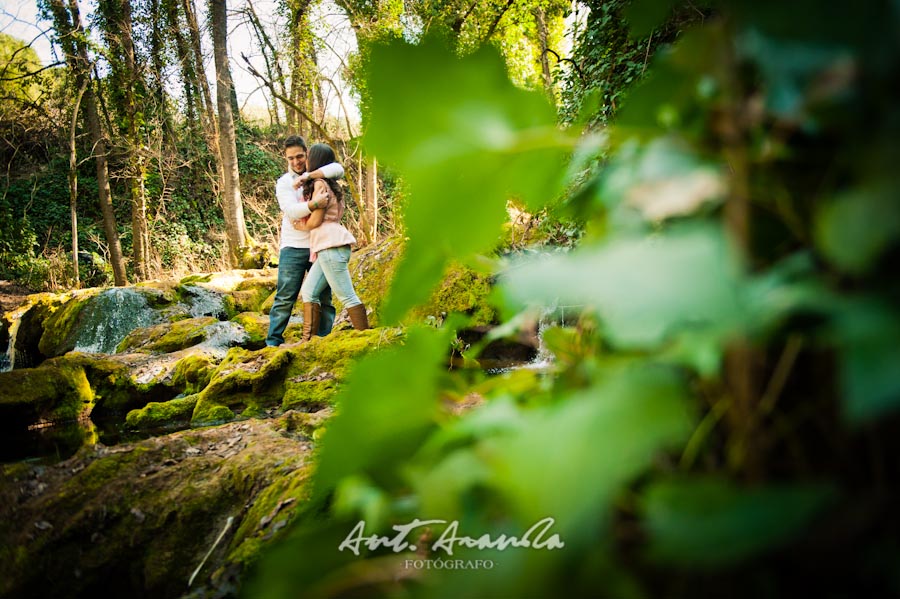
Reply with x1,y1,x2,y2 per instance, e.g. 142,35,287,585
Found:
283,135,307,151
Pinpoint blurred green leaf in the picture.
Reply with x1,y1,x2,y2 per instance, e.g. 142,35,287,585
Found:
832,299,900,424
500,225,747,349
615,24,728,139
815,182,900,274
362,36,569,323
624,0,679,39
642,477,834,566
737,28,856,120
479,365,694,538
312,326,449,496
599,136,725,220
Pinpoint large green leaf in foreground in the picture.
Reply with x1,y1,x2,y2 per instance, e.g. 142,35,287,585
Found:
363,36,569,323
500,225,747,349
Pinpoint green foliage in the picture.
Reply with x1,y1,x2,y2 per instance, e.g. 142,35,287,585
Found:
249,2,900,597
363,36,570,323
641,477,834,566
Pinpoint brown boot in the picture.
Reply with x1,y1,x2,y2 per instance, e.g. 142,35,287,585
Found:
301,302,321,342
347,303,369,331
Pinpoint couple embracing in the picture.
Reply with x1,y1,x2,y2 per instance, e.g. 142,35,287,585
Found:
265,135,369,347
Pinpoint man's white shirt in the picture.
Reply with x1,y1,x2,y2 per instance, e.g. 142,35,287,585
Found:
276,162,344,248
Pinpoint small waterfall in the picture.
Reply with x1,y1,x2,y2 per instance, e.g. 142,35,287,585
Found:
197,321,249,357
4,304,29,370
182,285,227,319
73,288,160,354
524,318,555,370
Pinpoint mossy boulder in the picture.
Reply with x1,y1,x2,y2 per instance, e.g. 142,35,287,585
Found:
191,346,294,425
117,316,219,353
273,407,334,442
224,277,277,315
36,289,101,358
343,236,497,327
0,358,93,428
172,352,217,395
343,236,405,326
191,328,401,425
280,328,402,412
0,419,314,598
231,312,269,348
411,261,498,326
7,292,68,368
63,352,185,420
125,394,199,429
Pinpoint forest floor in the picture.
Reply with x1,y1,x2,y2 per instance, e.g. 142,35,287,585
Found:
0,280,34,314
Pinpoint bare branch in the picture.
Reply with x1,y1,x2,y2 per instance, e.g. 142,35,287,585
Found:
241,52,333,143
542,48,586,83
0,61,65,81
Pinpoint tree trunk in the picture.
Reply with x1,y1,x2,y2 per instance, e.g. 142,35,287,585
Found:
534,6,554,96
45,0,128,286
69,79,89,288
102,0,150,280
165,0,199,136
288,0,316,135
210,0,251,265
182,0,218,144
365,156,378,243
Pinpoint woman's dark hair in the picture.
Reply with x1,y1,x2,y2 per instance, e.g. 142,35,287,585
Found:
303,143,343,203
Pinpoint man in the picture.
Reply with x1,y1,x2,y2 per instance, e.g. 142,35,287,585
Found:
266,135,344,346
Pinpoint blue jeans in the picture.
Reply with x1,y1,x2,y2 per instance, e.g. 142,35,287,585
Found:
266,247,335,346
300,245,362,309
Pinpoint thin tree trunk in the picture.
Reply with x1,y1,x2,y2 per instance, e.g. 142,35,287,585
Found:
534,6,554,95
113,0,150,280
150,0,175,147
365,157,378,243
165,0,199,135
183,0,218,142
210,0,251,265
46,0,128,286
69,78,89,288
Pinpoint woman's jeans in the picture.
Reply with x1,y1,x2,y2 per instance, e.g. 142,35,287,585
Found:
266,246,335,346
300,245,362,309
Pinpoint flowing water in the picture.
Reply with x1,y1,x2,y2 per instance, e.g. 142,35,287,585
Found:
182,285,227,319
73,288,161,355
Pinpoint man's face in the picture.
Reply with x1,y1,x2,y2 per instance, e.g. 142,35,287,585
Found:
285,145,307,174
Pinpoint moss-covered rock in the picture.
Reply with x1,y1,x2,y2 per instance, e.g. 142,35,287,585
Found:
172,353,217,395
0,358,93,428
191,347,294,425
0,419,314,598
124,394,199,429
64,353,184,420
343,236,497,327
7,292,68,368
344,236,405,326
117,316,219,353
411,261,498,326
36,289,101,358
191,328,402,425
231,312,269,348
273,407,334,442
226,276,277,315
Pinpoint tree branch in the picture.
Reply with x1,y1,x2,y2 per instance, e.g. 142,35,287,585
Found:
481,0,516,44
241,52,332,143
542,48,586,83
0,61,65,81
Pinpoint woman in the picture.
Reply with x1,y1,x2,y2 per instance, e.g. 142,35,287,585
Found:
295,143,369,341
